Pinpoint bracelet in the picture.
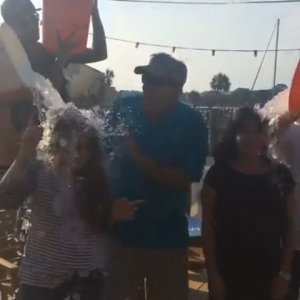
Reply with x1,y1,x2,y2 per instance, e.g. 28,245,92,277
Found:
279,271,291,282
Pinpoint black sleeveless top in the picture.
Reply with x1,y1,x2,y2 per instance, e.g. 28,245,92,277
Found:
204,162,295,273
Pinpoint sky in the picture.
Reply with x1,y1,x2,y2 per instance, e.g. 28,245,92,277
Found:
5,0,300,92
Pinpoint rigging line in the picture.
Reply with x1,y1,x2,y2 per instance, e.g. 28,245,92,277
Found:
251,21,277,92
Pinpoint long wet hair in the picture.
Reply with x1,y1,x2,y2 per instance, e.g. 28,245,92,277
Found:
40,105,112,233
213,107,269,164
73,127,112,233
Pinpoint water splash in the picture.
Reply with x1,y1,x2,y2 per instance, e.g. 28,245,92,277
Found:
258,89,289,119
0,22,137,170
0,23,65,118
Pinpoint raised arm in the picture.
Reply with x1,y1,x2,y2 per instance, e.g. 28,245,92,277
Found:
126,115,208,191
69,0,107,64
0,123,42,210
48,1,107,101
272,112,300,138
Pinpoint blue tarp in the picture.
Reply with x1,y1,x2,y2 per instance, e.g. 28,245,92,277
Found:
187,216,202,238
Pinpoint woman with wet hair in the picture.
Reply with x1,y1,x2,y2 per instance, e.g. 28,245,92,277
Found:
0,105,141,299
201,107,296,300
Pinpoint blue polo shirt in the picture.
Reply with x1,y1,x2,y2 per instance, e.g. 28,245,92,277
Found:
110,94,208,249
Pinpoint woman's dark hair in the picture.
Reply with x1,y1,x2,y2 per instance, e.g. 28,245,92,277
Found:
43,107,112,233
74,128,112,233
213,106,269,164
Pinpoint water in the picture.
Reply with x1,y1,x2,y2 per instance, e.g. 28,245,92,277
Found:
258,89,289,119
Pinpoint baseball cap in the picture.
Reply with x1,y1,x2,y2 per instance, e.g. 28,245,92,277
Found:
135,53,187,86
1,0,41,24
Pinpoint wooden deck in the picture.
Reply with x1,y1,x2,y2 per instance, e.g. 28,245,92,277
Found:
189,271,208,300
188,247,208,300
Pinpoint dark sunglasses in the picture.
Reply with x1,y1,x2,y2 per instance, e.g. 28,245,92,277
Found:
142,73,179,87
17,12,39,27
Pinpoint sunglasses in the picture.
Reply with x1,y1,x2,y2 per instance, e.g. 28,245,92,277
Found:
17,12,39,27
142,74,179,87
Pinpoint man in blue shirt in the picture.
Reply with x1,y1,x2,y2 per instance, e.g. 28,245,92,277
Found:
108,53,208,300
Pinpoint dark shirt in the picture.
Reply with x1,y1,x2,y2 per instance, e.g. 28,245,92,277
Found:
204,162,295,274
24,43,56,79
110,94,208,249
23,42,67,100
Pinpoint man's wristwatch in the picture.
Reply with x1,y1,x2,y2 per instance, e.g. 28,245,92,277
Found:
279,271,291,282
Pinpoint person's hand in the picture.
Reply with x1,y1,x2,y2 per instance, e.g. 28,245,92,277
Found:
210,272,226,300
56,30,76,68
270,275,289,300
273,112,300,137
112,198,144,222
18,122,43,161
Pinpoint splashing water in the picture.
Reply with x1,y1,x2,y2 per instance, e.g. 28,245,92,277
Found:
0,23,65,118
0,22,134,168
258,89,289,119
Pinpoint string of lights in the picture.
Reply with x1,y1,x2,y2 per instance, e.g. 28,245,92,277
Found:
105,36,300,56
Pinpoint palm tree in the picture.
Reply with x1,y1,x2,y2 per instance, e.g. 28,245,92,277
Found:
105,69,115,88
210,73,231,93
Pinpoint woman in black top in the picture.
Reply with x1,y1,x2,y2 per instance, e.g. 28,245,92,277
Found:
201,107,296,300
